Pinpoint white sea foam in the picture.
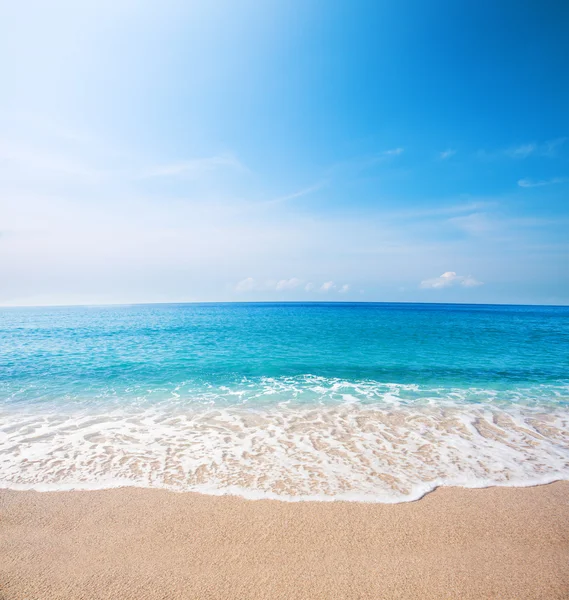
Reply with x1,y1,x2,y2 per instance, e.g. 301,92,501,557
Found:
1,384,568,502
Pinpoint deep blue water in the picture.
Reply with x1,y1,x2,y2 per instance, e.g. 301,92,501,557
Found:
1,302,568,408
2,302,569,500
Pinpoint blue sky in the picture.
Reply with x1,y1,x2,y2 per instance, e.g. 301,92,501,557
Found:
1,0,568,305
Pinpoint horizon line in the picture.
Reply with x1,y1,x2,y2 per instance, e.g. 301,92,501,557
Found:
1,300,567,309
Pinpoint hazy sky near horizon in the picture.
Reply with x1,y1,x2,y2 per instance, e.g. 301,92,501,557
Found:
1,0,568,306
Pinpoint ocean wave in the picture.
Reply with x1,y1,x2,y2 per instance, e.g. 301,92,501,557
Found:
2,375,568,408
1,385,568,502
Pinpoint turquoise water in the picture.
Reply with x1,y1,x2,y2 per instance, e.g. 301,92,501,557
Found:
1,302,568,501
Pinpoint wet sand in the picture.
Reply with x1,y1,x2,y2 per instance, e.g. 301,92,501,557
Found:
1,482,568,599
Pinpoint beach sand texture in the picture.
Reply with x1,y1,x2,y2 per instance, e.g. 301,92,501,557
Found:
1,482,568,599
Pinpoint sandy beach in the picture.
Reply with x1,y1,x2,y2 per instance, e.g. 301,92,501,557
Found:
1,482,568,599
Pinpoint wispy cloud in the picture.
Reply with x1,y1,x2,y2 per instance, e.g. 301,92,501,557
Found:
439,149,456,160
0,140,102,182
541,138,568,157
141,153,245,178
479,138,567,160
505,144,537,159
517,177,568,188
234,277,257,292
263,181,327,206
420,272,483,289
234,278,350,294
258,148,404,210
320,147,405,182
234,277,304,293
447,212,496,235
386,201,496,220
382,147,404,156
0,129,248,192
318,281,350,293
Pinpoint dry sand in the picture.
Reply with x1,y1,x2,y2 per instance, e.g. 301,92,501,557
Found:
1,482,568,599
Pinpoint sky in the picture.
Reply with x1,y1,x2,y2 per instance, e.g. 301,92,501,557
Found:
0,0,568,306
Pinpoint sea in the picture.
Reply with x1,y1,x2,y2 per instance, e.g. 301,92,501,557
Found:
1,302,568,502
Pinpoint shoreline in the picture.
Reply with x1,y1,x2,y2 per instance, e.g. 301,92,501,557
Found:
2,481,568,599
1,476,568,504
4,398,567,503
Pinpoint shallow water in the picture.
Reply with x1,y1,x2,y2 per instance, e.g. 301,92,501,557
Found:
1,302,568,501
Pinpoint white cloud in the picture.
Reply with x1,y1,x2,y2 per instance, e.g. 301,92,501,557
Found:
235,277,305,293
235,277,257,292
383,147,404,156
275,277,302,290
4,0,569,310
420,271,483,289
236,279,350,294
2,113,562,307
517,177,568,188
439,149,456,160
